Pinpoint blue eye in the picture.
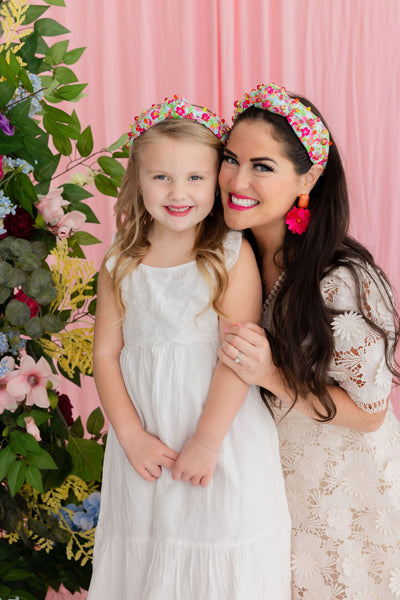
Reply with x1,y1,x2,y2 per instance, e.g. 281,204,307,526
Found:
154,174,168,180
222,155,238,165
254,163,274,172
189,175,202,181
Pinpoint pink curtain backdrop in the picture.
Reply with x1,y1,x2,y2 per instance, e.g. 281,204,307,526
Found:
43,1,399,596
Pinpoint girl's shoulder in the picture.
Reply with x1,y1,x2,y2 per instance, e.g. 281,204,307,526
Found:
223,229,243,271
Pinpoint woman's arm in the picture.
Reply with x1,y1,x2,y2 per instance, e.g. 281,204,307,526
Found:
171,239,263,487
94,264,178,481
217,322,388,433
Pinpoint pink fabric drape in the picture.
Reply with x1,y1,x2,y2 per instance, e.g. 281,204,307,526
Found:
44,2,399,596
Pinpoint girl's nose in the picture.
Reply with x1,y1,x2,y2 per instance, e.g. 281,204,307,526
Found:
168,182,186,202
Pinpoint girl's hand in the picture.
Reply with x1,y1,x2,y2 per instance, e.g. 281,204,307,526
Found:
217,322,275,388
171,436,219,488
120,428,179,482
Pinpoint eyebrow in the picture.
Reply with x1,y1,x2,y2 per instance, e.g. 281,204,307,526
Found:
224,147,278,165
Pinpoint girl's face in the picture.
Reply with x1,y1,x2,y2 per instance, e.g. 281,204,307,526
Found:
138,136,218,238
219,119,309,238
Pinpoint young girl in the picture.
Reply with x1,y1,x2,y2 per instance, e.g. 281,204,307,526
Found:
88,97,291,599
218,84,400,598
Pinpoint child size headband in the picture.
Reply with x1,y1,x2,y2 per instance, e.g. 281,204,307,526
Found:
127,96,230,150
233,84,331,168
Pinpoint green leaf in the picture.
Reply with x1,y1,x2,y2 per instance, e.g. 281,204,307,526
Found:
25,465,44,493
7,460,27,496
98,156,125,178
72,201,99,224
53,66,78,84
61,183,93,202
63,46,85,65
53,134,72,156
70,416,84,438
34,152,61,183
71,231,101,245
95,173,119,197
23,4,50,25
34,18,70,37
0,131,24,154
44,0,66,5
0,80,17,105
43,103,75,125
2,568,33,581
27,450,57,470
5,299,31,326
8,51,21,77
17,409,50,428
0,53,19,87
76,125,93,157
54,83,87,101
45,39,69,65
69,108,81,135
0,447,17,481
19,68,34,93
67,436,104,481
9,431,42,456
106,132,129,152
41,313,65,333
86,407,105,436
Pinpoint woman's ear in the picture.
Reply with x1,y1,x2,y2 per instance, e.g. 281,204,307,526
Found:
303,164,324,193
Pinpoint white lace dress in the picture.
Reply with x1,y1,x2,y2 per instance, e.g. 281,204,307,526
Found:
263,264,400,600
88,230,291,600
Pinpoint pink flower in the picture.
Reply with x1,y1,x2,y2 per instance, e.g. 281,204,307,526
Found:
53,210,86,241
0,358,22,414
37,189,68,226
151,109,160,119
24,416,41,441
285,206,311,235
201,112,210,121
301,127,310,136
176,106,185,116
7,355,60,408
14,289,41,317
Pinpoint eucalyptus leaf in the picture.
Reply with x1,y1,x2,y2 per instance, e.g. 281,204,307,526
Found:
24,316,44,339
41,313,65,333
5,299,31,326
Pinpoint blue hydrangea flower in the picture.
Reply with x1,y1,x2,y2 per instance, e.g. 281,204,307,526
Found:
0,356,13,379
9,72,44,119
2,156,34,175
6,330,26,356
0,190,17,235
0,333,9,354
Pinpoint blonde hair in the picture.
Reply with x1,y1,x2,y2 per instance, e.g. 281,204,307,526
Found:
105,119,230,317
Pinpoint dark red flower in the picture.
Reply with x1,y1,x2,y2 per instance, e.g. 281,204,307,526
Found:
0,206,35,240
14,289,41,317
57,393,74,426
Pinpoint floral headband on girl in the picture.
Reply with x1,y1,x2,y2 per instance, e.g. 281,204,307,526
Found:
233,84,331,168
127,96,229,150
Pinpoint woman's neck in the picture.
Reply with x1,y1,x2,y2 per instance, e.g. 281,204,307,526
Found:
251,224,285,296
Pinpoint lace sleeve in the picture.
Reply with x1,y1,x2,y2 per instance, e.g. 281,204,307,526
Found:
321,264,395,413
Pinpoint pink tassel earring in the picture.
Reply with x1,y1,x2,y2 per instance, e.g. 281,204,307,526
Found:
285,193,310,235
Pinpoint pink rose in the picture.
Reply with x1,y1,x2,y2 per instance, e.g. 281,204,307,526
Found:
54,210,86,240
24,416,41,441
36,189,69,226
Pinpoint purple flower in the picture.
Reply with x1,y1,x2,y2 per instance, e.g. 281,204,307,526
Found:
0,113,14,136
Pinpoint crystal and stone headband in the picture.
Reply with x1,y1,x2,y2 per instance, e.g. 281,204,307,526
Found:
127,95,229,150
233,84,331,168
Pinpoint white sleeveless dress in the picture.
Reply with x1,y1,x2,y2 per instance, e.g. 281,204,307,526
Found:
88,230,291,600
264,263,400,600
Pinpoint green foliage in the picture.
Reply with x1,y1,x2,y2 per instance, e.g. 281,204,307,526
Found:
0,0,128,594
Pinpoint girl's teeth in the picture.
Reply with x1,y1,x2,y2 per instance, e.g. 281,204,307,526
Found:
230,196,258,207
168,206,191,212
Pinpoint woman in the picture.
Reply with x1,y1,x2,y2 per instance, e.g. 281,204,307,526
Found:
218,83,400,599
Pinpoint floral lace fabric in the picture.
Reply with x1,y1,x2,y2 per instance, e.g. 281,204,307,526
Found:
263,263,400,599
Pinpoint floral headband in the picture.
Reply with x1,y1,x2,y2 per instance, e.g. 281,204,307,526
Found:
233,84,331,168
127,95,229,150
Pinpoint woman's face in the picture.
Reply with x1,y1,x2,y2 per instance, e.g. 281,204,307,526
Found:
219,119,308,237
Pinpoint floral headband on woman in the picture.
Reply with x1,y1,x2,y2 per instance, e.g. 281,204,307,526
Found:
127,95,230,150
233,84,331,168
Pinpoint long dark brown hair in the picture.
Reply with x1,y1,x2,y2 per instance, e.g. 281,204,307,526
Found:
234,103,400,421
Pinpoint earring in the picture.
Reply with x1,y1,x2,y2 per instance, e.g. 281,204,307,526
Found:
285,193,311,235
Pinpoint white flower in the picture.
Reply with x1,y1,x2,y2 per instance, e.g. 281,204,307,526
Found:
70,172,88,187
375,357,390,388
291,533,327,589
331,311,364,341
389,568,400,598
326,505,352,539
351,590,379,600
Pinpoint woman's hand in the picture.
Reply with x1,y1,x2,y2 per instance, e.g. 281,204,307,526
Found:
217,322,276,388
120,428,179,483
171,436,219,488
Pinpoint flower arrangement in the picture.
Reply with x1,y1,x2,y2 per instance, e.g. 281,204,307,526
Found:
0,1,128,598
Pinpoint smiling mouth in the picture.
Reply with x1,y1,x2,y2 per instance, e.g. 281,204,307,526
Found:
165,206,193,216
228,194,259,211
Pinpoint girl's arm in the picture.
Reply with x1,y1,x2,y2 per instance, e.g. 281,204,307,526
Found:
94,264,178,482
171,239,262,487
218,322,388,433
